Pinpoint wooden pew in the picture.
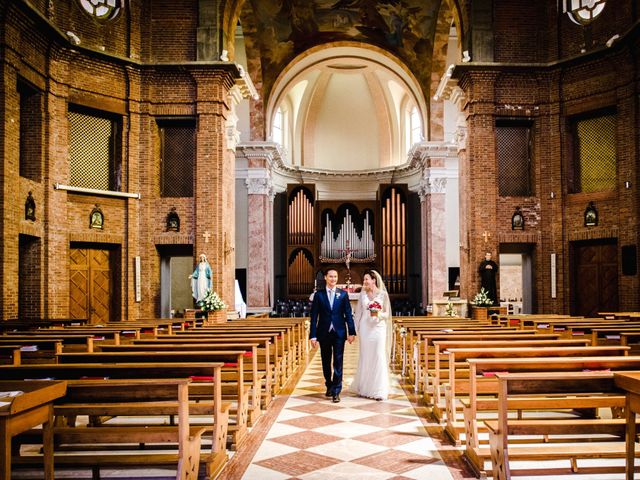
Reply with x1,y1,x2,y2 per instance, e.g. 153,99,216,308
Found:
405,323,516,379
0,363,229,479
444,346,630,443
417,331,562,398
185,323,301,375
166,331,290,392
17,379,205,480
426,339,592,420
1,334,93,352
99,342,265,425
0,318,87,332
155,332,285,392
0,345,21,365
462,356,640,476
56,350,251,448
485,371,636,479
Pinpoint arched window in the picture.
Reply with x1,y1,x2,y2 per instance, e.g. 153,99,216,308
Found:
405,105,422,152
272,107,283,146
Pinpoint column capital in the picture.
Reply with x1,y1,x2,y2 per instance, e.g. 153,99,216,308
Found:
246,177,274,197
419,177,447,201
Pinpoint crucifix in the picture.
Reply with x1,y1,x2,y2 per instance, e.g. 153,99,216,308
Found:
337,240,360,290
482,231,491,244
202,231,211,243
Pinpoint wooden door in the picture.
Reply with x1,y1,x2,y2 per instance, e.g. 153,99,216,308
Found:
573,240,618,317
69,247,111,324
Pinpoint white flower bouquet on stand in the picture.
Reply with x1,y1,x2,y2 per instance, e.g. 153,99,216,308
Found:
200,289,227,312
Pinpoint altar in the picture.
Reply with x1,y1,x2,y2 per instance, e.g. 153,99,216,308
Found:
336,284,362,310
431,299,468,317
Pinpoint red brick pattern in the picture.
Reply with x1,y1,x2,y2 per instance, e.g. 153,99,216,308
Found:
0,2,238,320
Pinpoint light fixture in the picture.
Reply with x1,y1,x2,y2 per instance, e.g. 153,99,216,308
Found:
563,0,607,26
625,181,632,189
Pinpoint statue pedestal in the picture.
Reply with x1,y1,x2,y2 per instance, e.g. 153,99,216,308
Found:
205,310,227,324
432,299,468,318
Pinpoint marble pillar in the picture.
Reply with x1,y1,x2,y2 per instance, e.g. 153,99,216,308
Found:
246,176,273,310
420,176,447,305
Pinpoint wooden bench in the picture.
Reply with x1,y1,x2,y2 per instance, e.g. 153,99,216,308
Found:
183,324,300,377
485,372,637,479
165,331,290,392
1,334,94,352
56,350,251,448
418,331,563,399
0,362,229,479
155,332,285,392
443,346,630,443
400,324,518,385
99,342,267,423
426,339,592,420
17,379,205,480
462,356,640,476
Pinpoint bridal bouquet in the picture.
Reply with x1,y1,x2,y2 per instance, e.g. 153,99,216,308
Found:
368,301,382,313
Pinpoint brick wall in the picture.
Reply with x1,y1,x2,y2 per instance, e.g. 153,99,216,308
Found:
458,8,640,313
0,1,238,321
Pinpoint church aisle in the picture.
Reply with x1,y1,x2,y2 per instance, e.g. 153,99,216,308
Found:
237,343,457,479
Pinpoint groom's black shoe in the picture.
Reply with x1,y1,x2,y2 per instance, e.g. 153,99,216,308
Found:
332,394,340,403
325,389,332,397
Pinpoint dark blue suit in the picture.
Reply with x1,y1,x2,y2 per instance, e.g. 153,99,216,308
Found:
310,288,356,395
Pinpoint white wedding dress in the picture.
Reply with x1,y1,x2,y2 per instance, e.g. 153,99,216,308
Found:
350,290,391,400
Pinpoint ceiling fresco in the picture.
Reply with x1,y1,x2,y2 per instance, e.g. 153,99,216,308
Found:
244,0,444,104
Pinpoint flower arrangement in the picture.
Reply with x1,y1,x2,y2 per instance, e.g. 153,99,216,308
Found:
445,301,457,317
200,289,226,312
368,301,382,313
472,287,493,307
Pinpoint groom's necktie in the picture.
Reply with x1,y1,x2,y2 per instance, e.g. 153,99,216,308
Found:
328,289,335,332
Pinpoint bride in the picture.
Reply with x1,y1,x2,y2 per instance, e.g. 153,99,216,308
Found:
350,269,392,401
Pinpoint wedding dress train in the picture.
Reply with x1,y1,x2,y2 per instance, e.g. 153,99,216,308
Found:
349,290,391,400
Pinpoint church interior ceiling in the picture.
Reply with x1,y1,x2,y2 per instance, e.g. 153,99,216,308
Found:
242,0,443,102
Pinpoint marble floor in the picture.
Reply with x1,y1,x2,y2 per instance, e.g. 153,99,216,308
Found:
227,343,467,480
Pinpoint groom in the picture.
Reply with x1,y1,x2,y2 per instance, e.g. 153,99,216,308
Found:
309,268,356,403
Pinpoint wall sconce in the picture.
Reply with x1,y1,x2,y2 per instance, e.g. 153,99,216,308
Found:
550,191,555,199
624,181,632,189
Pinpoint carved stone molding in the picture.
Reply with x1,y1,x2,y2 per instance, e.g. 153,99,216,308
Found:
246,177,273,196
418,176,447,201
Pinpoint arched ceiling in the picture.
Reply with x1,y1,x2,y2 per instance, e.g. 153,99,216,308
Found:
235,0,461,131
267,44,428,170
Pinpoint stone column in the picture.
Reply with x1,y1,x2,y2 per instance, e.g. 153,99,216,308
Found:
419,174,448,305
246,175,274,310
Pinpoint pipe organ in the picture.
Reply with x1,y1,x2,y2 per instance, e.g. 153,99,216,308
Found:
285,184,409,297
286,186,315,296
381,185,407,294
319,208,375,262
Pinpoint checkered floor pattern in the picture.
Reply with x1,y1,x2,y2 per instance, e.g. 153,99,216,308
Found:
241,344,455,479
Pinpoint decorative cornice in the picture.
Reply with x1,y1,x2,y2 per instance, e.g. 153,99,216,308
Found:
236,141,459,200
235,65,259,101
